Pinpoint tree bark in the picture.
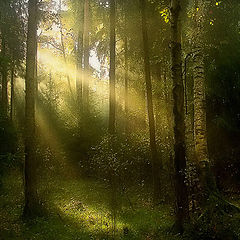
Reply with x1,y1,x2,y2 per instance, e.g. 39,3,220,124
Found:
108,1,117,228
35,37,38,96
1,36,8,117
24,0,40,217
192,0,209,168
189,1,240,220
193,51,209,167
58,0,73,96
170,0,189,233
109,0,116,135
76,4,84,106
124,0,129,134
140,0,162,203
83,0,90,109
10,66,14,121
192,0,217,196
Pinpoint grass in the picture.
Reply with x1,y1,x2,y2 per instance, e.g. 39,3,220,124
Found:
0,167,182,240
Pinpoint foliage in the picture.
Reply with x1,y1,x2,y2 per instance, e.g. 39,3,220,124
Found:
1,0,240,238
90,132,152,183
184,194,240,240
0,111,18,157
0,168,182,240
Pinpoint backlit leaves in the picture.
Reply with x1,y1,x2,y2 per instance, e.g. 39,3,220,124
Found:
160,8,170,24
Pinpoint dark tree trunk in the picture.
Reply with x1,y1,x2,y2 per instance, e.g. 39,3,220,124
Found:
140,0,162,203
170,0,189,233
1,37,8,117
10,66,14,121
1,70,8,117
108,1,117,230
83,0,90,109
109,0,116,135
35,38,38,96
24,0,40,217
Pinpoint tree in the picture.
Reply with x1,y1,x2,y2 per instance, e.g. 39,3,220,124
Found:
0,2,9,117
108,0,117,234
76,0,84,106
192,0,215,194
124,0,129,134
24,0,40,217
58,0,73,95
83,0,90,109
109,0,116,135
139,0,162,203
0,0,25,118
170,0,189,233
10,66,15,120
0,35,8,117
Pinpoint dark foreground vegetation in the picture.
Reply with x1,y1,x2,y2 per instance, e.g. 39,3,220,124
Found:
1,0,240,239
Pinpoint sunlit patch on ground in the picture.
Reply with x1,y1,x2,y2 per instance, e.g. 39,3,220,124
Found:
0,168,184,240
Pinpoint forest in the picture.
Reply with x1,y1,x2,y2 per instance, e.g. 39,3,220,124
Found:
0,0,240,239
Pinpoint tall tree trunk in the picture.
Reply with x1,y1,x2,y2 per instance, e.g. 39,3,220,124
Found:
192,0,216,195
170,0,189,233
1,37,8,117
184,64,196,213
35,38,38,96
193,54,208,166
58,0,73,96
76,6,84,106
1,70,8,117
193,0,209,165
83,0,90,109
109,0,116,135
140,0,162,203
10,66,14,121
124,0,129,134
184,57,195,163
108,0,117,231
190,2,240,219
24,0,39,217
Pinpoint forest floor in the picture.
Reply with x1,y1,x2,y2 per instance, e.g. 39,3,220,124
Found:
0,167,183,240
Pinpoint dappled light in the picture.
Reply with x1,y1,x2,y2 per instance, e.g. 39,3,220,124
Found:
1,0,240,240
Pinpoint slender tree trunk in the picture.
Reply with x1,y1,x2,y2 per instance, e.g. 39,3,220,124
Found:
124,0,129,134
140,0,162,203
109,0,116,135
1,70,8,117
1,71,8,117
35,38,38,96
58,0,73,96
76,6,84,106
10,66,14,121
1,37,8,117
184,65,196,213
83,0,90,109
170,0,189,233
24,0,39,217
108,0,117,231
